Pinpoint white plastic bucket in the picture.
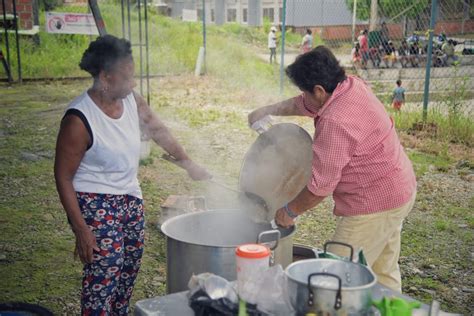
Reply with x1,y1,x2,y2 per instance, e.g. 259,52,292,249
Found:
235,244,270,304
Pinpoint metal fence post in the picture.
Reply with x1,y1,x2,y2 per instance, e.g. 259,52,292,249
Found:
144,0,150,105
369,0,378,31
422,0,438,121
12,0,21,82
279,0,287,95
351,0,357,45
89,0,108,36
1,0,11,70
202,0,207,74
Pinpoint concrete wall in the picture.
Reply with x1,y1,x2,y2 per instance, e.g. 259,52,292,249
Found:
286,0,356,28
247,0,261,26
214,0,225,25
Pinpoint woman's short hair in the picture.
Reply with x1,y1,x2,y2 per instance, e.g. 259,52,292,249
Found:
286,46,346,93
79,35,132,78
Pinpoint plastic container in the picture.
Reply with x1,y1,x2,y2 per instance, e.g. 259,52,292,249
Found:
235,244,270,304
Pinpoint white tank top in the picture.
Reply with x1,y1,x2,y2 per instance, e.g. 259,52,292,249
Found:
66,91,142,198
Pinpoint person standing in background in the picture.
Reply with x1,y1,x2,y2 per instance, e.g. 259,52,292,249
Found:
409,42,420,67
392,79,406,111
441,39,458,66
398,40,412,68
358,29,369,69
301,29,313,54
268,26,277,64
351,41,362,68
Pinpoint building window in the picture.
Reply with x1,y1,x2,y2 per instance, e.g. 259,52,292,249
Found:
279,7,283,23
227,8,237,22
263,8,274,23
242,8,248,23
211,9,215,22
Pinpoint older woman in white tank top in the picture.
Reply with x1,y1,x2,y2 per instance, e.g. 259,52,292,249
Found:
54,35,210,315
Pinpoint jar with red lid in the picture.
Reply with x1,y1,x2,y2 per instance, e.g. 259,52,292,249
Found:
235,244,270,304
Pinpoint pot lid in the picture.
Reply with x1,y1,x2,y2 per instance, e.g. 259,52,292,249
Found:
236,244,270,259
239,123,313,222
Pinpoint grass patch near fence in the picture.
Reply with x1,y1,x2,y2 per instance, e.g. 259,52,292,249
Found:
389,104,474,147
0,2,305,80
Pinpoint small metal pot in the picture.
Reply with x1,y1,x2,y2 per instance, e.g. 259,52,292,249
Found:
285,258,377,315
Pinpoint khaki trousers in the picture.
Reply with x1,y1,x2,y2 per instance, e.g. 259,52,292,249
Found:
328,192,416,293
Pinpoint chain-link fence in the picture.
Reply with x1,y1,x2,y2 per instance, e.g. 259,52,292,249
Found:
159,0,473,113
1,0,473,113
192,0,473,112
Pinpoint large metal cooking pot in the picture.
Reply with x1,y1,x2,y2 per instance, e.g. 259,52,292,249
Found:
285,258,377,315
161,210,295,294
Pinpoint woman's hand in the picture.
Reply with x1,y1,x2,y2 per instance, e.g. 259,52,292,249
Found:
275,208,296,228
247,108,267,126
248,108,269,127
248,99,301,128
183,160,212,181
73,226,99,264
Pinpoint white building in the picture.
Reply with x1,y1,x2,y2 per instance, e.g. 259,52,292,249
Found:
160,0,355,27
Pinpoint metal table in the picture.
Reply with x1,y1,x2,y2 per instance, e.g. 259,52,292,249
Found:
134,283,429,315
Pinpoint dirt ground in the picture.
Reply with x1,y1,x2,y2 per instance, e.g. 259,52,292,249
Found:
0,76,472,314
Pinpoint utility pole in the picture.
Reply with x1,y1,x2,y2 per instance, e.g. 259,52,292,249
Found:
279,0,287,95
369,0,378,31
422,0,438,121
351,0,358,44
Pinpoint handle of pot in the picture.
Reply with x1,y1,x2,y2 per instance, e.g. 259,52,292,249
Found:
307,273,342,310
187,196,207,211
257,229,280,250
324,241,354,262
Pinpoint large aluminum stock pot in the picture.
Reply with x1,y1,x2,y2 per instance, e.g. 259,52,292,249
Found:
161,210,295,293
285,258,377,315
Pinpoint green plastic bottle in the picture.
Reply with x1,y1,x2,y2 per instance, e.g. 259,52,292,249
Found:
238,299,248,316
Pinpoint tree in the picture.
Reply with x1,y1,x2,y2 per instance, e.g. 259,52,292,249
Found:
345,0,430,21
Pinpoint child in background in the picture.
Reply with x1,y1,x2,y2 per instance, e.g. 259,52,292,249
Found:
351,42,362,68
300,29,313,54
392,80,406,111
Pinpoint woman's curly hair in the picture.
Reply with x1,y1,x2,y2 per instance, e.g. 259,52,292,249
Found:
79,35,132,78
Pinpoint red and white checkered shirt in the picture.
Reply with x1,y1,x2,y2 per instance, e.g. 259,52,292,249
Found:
295,75,416,216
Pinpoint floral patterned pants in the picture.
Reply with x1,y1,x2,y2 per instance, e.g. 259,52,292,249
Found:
76,192,145,316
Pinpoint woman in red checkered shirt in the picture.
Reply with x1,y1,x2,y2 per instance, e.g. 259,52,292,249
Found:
248,46,416,293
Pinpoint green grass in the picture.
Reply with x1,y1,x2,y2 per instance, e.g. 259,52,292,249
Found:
401,198,473,312
172,104,246,130
0,83,86,311
4,3,472,144
1,1,312,100
390,106,474,147
407,151,452,177
1,75,473,314
1,2,302,80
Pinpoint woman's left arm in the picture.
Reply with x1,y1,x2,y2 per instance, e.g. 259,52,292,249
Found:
134,91,211,180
